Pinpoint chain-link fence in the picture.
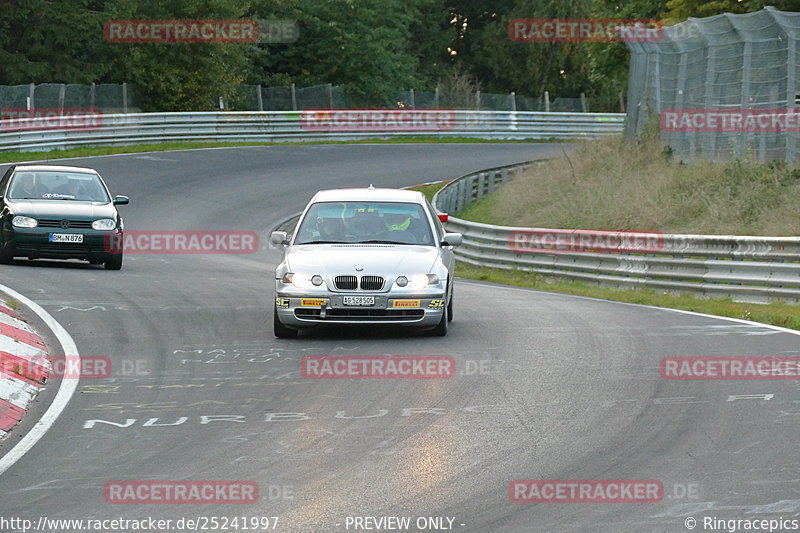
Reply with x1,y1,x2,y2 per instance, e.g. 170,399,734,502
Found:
0,83,142,113
625,7,800,162
226,84,603,112
1,82,621,115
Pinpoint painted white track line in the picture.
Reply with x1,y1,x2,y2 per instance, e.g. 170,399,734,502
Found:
0,284,79,476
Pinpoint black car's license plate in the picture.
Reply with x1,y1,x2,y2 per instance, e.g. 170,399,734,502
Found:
343,296,375,306
50,233,83,243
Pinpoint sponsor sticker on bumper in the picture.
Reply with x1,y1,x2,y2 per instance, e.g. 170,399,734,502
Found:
300,298,327,307
392,299,421,308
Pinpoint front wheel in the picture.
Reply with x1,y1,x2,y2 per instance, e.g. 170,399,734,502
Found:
430,305,448,337
0,246,13,264
104,253,123,270
274,309,298,338
447,290,453,322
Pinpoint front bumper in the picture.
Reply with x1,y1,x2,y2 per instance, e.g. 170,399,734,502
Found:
2,227,122,261
275,293,446,327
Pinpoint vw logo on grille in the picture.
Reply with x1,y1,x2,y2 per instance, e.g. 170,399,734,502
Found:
60,219,70,229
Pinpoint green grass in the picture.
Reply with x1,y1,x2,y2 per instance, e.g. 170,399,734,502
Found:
410,171,800,332
0,136,559,164
457,130,800,236
411,181,452,202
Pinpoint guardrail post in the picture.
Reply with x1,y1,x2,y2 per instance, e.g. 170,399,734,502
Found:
464,175,476,207
28,83,34,110
257,85,263,111
476,172,486,199
122,82,128,114
455,179,465,212
544,91,550,112
291,83,297,111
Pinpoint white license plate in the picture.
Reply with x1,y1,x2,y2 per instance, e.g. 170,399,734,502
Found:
50,233,83,243
343,296,375,306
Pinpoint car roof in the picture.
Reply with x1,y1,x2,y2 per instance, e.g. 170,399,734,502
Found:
310,187,425,204
12,164,99,174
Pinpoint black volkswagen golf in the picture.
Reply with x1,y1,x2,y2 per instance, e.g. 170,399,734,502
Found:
0,164,129,269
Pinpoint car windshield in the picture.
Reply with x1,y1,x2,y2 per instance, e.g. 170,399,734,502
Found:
7,171,111,202
294,201,434,246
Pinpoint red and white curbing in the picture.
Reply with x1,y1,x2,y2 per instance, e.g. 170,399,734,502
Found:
0,297,50,440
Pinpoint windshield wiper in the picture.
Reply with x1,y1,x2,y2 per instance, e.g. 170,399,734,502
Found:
299,240,349,244
356,240,404,245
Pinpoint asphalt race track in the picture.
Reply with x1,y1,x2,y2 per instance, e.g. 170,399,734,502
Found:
1,143,799,533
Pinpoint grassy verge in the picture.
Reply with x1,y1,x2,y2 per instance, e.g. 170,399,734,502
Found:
457,127,800,236
0,136,558,165
410,175,800,332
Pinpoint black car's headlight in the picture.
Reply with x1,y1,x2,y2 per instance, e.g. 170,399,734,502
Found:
92,219,117,231
12,216,37,229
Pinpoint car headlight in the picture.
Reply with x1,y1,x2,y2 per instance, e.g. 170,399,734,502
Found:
409,274,439,290
12,216,37,229
92,218,117,231
282,272,318,289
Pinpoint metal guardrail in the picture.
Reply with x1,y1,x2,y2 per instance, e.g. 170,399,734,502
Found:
0,110,625,152
433,162,800,304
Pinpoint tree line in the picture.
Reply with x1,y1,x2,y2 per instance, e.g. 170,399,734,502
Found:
0,0,797,112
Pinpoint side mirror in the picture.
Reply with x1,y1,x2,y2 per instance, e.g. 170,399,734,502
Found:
441,232,462,247
437,213,449,223
270,231,289,246
113,195,129,205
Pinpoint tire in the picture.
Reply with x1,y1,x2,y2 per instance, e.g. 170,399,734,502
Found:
431,303,448,336
104,253,123,270
447,289,453,322
274,308,298,338
0,247,12,264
